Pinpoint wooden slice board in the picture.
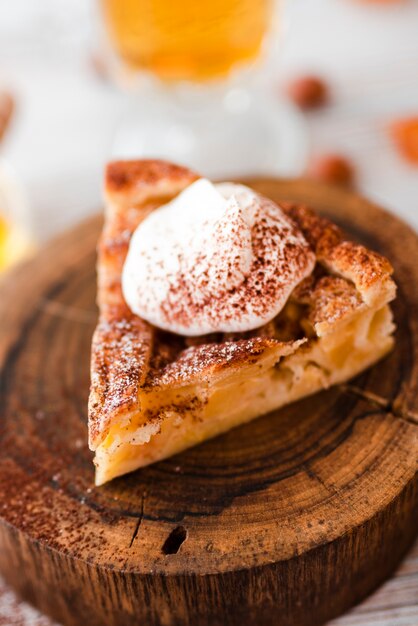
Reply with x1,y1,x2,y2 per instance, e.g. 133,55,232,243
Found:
0,178,417,626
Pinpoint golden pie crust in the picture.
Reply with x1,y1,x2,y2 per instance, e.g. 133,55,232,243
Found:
89,160,396,485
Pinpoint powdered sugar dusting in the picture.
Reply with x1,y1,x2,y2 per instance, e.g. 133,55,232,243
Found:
146,336,303,388
88,312,152,447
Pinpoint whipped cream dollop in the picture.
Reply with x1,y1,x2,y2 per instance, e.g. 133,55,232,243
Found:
122,179,315,336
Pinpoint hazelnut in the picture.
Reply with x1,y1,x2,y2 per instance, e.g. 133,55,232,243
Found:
0,91,14,143
389,116,418,165
286,75,329,110
307,154,355,187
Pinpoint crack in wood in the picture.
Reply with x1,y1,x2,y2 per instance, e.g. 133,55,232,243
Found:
128,493,146,548
304,464,364,520
340,384,418,427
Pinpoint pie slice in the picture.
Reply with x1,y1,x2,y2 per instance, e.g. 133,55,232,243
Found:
89,160,396,485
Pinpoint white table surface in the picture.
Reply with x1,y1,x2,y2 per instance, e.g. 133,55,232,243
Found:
0,0,417,241
0,1,417,624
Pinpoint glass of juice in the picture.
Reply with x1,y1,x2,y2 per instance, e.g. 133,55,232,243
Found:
0,161,32,273
97,0,307,178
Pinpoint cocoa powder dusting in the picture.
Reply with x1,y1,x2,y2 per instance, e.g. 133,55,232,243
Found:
89,166,395,447
155,194,315,332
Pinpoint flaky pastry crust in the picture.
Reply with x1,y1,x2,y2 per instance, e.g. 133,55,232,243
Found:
89,160,396,482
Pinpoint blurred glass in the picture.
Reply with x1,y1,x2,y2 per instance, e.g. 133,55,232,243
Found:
97,0,307,178
101,0,274,82
0,161,32,273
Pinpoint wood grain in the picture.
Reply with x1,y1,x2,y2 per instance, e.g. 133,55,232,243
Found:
2,538,418,625
0,179,417,626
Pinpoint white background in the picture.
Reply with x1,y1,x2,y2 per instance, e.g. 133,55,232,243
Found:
0,0,417,244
